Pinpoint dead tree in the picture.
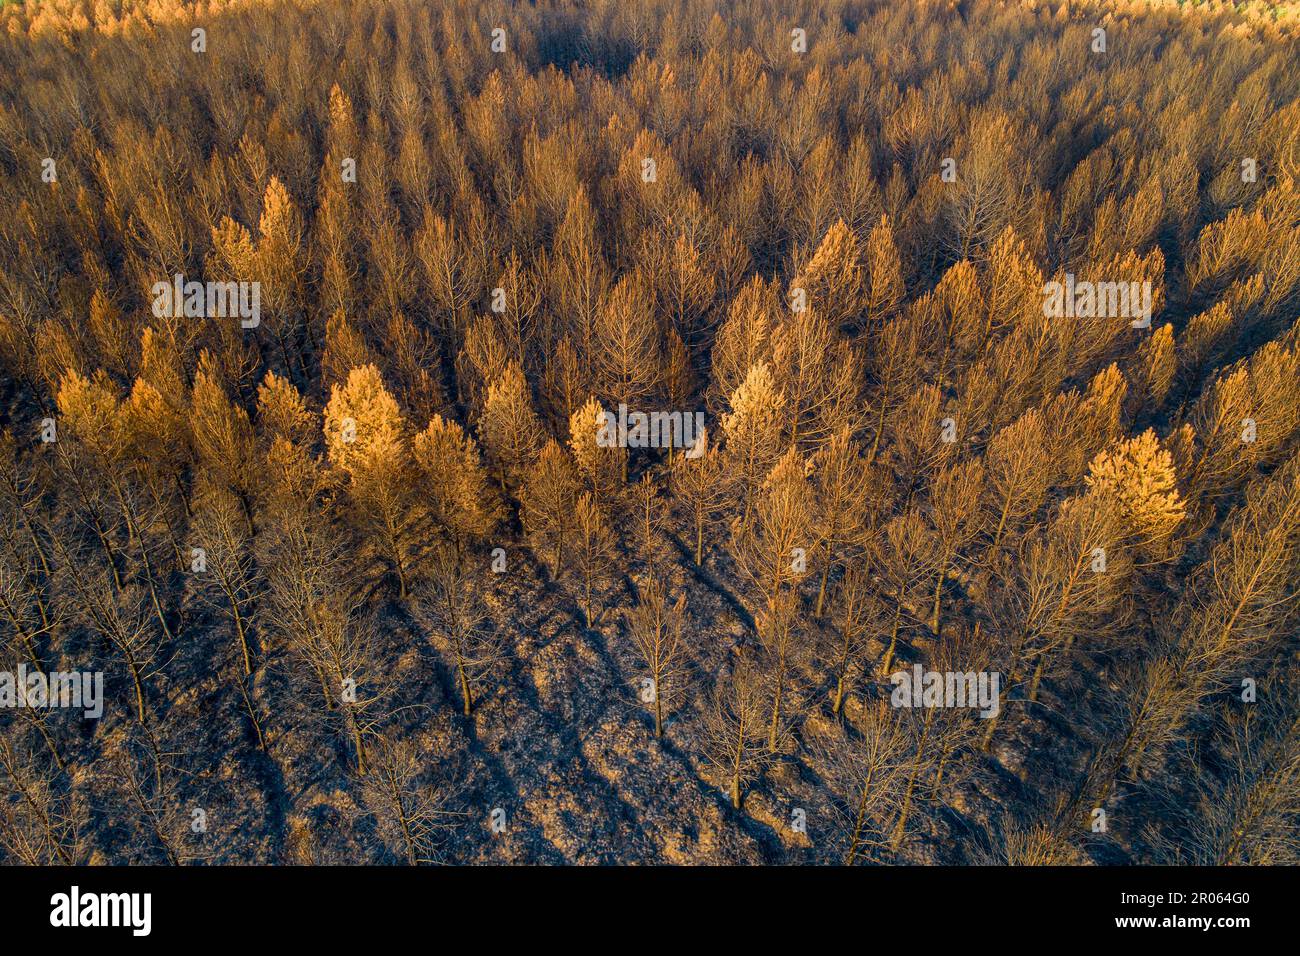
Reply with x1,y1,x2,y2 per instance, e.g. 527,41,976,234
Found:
417,548,505,719
700,660,770,810
623,573,688,737
355,733,463,864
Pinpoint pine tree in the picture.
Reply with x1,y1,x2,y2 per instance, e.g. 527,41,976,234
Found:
983,408,1050,548
721,362,786,518
412,415,502,560
1086,429,1187,559
809,426,877,617
571,492,616,627
709,276,778,415
770,306,865,448
793,219,865,329
591,274,662,476
478,362,545,489
822,562,881,717
322,309,375,391
521,439,579,577
700,660,769,810
456,315,510,414
729,448,816,749
191,487,267,751
925,459,986,636
864,215,905,329
356,734,460,864
671,427,726,566
191,364,260,533
628,473,666,568
419,547,503,718
256,371,317,448
568,396,625,506
812,698,910,864
876,511,942,677
323,365,416,597
624,574,688,737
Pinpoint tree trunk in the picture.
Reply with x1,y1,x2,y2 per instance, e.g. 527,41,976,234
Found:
992,491,1013,547
128,656,148,725
832,622,855,716
868,379,891,463
891,713,933,850
879,603,903,676
231,600,253,678
350,716,368,776
458,658,473,718
930,566,945,635
815,537,834,618
768,643,787,751
237,672,267,753
844,765,878,865
981,631,1028,751
731,721,745,809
